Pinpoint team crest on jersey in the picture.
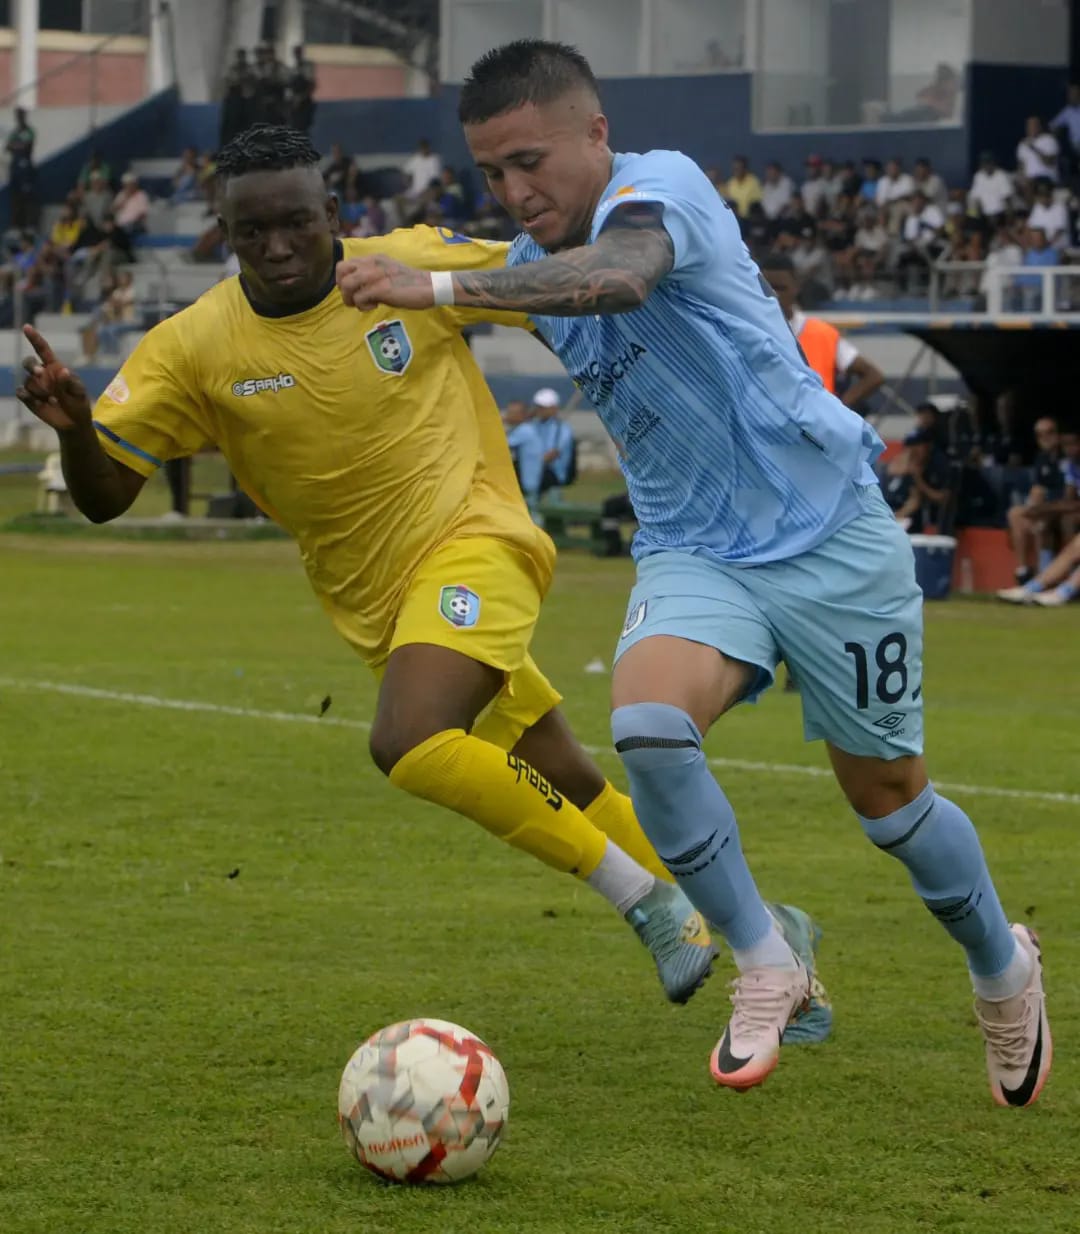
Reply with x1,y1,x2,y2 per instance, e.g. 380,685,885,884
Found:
365,319,413,376
439,585,481,629
621,600,648,638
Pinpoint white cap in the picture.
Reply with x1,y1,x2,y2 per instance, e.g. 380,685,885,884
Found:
532,387,560,408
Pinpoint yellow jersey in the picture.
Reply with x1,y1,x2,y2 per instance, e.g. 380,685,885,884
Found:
92,228,552,662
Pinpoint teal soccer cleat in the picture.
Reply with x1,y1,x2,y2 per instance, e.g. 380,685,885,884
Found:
769,901,833,1045
626,881,719,1005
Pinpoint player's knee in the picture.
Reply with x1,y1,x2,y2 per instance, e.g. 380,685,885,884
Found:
611,702,703,777
369,718,448,778
843,754,927,820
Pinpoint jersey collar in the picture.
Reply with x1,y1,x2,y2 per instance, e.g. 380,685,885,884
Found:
240,239,343,319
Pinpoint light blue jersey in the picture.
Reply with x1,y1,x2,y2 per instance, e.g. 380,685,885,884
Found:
507,149,884,564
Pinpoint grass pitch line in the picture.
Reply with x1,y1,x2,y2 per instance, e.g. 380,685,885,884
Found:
3,675,1077,808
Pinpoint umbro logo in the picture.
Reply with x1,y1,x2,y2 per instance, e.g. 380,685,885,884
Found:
231,373,296,397
872,712,906,730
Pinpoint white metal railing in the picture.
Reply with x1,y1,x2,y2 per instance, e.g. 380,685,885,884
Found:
982,265,1080,316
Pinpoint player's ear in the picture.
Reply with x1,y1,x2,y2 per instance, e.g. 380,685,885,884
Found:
217,214,229,246
326,192,341,236
588,110,609,149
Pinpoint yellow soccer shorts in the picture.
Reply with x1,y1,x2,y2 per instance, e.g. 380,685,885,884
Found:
373,534,562,751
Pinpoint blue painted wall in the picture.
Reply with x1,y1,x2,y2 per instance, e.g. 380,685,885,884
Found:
176,71,972,185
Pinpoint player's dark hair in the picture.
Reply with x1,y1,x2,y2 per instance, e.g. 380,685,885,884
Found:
758,251,795,275
215,124,321,183
458,39,599,125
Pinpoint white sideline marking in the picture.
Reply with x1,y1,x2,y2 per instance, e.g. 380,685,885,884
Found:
2,676,1077,808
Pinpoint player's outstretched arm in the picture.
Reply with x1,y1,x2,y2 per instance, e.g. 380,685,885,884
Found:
16,325,145,523
338,202,675,318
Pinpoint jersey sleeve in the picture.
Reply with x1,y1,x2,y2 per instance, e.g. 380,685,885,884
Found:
92,316,213,477
835,335,860,374
589,150,735,281
345,228,535,332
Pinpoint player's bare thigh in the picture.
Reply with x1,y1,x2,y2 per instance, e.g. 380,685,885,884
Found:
827,742,930,818
369,643,503,775
611,634,756,736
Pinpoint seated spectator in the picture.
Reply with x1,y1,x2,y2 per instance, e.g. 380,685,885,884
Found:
912,157,946,206
819,159,847,211
772,193,815,245
724,156,762,218
836,160,863,199
504,400,545,513
81,169,113,228
761,161,794,220
913,400,950,452
197,150,218,199
112,173,150,237
1026,178,1069,252
76,148,111,193
321,142,352,194
977,216,1023,300
1016,116,1059,195
1013,226,1060,311
820,195,858,293
353,195,387,238
436,167,467,225
405,180,444,227
897,190,946,290
789,225,831,305
171,147,200,204
1005,416,1065,582
913,63,960,122
740,200,774,254
859,159,882,205
760,251,884,409
1050,82,1080,175
850,205,890,299
463,188,513,241
338,184,368,236
50,203,83,254
81,268,136,360
968,151,1014,221
531,387,577,496
21,240,65,319
876,158,915,231
878,429,953,533
997,527,1080,605
403,137,442,202
799,155,828,218
704,166,725,193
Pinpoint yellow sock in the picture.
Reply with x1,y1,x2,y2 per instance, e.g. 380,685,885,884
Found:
583,781,673,884
389,729,609,877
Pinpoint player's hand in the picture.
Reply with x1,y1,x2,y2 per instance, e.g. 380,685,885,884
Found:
15,325,93,434
336,255,437,312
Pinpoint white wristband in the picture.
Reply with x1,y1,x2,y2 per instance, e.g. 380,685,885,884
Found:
431,271,456,306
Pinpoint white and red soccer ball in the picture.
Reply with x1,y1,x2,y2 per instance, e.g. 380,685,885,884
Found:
338,1018,509,1184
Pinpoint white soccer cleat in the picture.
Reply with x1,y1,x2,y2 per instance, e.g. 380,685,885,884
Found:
1031,588,1069,607
709,959,810,1090
995,586,1034,604
975,924,1052,1109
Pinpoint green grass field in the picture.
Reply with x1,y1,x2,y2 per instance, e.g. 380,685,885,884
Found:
1,523,1078,1234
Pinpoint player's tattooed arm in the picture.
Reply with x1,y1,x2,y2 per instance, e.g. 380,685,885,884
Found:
451,203,675,316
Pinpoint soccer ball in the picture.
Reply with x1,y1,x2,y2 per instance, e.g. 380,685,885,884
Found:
379,335,402,363
338,1018,509,1184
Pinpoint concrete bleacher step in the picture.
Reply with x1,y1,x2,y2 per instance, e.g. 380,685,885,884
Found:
35,311,92,335
129,157,182,180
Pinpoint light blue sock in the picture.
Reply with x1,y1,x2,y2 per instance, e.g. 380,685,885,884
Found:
857,782,1017,978
1059,581,1077,600
1023,579,1045,594
1038,548,1054,572
611,702,773,951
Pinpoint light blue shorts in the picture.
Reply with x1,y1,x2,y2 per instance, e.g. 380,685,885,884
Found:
615,484,924,759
